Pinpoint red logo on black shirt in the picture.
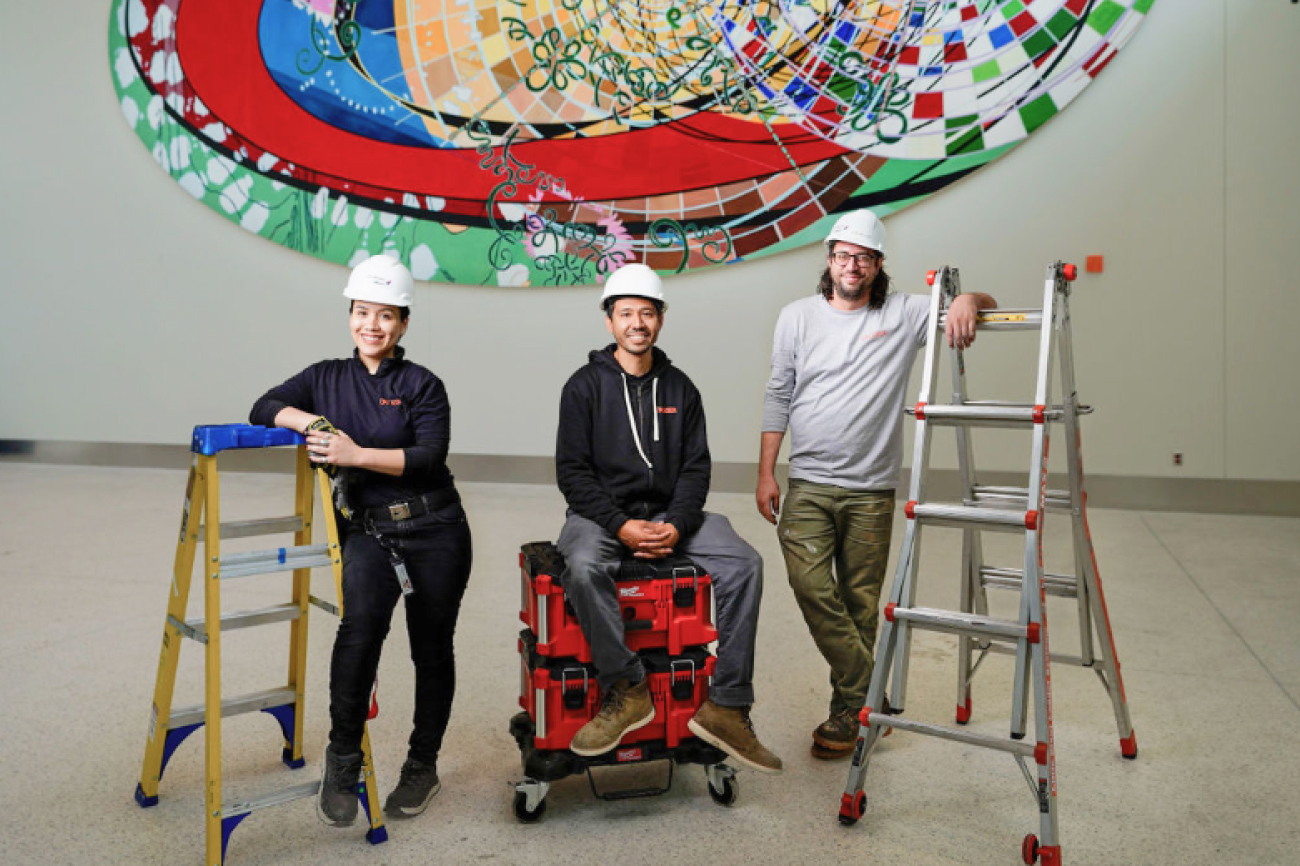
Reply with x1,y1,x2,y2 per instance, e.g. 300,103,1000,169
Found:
657,407,677,414
379,398,403,406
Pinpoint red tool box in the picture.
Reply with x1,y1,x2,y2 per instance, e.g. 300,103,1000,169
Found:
519,541,717,661
518,631,715,752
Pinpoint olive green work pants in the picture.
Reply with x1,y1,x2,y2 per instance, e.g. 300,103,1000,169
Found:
778,480,894,716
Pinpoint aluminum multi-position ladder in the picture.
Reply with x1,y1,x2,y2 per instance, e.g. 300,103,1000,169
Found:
135,424,387,865
837,264,1137,866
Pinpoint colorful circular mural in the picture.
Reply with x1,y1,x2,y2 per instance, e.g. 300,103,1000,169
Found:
109,0,1152,286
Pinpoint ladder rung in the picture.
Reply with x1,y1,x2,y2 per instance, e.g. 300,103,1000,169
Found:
962,400,1093,416
309,594,339,617
888,605,1035,643
223,781,320,819
908,404,1063,428
938,308,1044,331
169,687,297,728
980,567,1079,598
869,713,1037,758
977,642,1090,668
170,603,302,643
969,485,1073,512
200,517,306,540
218,544,332,579
909,502,1029,532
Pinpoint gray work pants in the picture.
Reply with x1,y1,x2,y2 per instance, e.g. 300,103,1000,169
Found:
556,512,764,708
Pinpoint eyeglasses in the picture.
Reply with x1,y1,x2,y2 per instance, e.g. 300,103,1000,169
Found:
830,251,880,267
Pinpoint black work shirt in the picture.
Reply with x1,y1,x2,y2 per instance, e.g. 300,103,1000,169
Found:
250,347,455,509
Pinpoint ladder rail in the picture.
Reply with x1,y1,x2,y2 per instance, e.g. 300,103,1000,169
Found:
203,455,225,866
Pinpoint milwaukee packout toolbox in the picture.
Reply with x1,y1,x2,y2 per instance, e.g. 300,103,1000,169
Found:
519,541,717,661
518,631,715,752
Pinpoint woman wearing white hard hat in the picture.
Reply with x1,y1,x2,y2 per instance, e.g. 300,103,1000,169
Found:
250,253,472,826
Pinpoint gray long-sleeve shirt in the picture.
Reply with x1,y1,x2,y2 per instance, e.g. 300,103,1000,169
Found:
762,292,931,490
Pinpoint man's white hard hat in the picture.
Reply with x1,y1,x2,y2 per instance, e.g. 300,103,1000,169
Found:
599,262,668,311
825,210,887,256
343,254,415,307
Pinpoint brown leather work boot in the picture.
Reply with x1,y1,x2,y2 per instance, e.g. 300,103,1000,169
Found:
569,678,655,757
812,708,860,755
687,700,783,774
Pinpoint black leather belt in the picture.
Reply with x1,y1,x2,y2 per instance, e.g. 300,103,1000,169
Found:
361,487,460,523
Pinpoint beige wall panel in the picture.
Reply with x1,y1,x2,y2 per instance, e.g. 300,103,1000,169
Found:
1224,1,1300,481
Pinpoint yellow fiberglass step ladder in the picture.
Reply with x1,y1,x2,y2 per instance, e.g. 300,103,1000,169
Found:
837,263,1137,866
135,424,386,865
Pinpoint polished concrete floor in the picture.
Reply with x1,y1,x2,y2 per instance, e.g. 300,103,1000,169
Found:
1,463,1297,865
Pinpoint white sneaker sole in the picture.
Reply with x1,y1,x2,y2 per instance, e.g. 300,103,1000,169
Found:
687,719,783,775
568,708,656,757
385,780,441,819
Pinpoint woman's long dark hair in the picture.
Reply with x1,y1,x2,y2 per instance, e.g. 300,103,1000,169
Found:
818,254,891,310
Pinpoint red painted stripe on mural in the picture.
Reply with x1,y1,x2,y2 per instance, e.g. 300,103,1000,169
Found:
174,0,852,202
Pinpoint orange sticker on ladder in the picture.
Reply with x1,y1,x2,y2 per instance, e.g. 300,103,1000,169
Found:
980,313,1027,322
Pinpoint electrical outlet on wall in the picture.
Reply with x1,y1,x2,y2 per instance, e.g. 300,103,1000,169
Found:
1173,452,1184,467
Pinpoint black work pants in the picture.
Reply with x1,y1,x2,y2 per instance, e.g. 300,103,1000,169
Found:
329,502,472,764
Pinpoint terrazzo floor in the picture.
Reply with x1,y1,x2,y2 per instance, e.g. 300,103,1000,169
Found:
1,463,1297,865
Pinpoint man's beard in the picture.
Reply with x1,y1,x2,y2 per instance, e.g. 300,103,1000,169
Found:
833,276,869,303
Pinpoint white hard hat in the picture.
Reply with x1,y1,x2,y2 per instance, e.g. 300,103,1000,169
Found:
825,210,886,255
343,254,414,307
599,262,667,311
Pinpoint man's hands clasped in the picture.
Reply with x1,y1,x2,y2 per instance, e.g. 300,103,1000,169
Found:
617,519,681,559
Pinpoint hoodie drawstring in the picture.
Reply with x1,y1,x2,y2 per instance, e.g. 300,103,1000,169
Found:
652,377,660,443
621,372,658,470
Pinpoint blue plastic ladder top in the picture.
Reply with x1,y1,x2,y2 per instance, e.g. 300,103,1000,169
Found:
191,424,305,456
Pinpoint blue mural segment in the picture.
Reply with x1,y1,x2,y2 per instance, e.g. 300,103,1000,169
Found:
989,24,1015,49
258,0,438,148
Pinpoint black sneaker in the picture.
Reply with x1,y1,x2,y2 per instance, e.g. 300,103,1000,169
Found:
317,746,362,828
384,758,441,819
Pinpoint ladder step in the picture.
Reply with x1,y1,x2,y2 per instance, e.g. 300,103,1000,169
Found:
169,687,297,728
223,781,320,819
980,567,1078,598
938,308,1044,332
909,403,1062,428
200,516,305,540
218,544,333,579
308,594,339,617
976,641,1092,669
907,501,1032,533
886,604,1037,643
969,485,1073,512
169,603,302,643
868,713,1038,759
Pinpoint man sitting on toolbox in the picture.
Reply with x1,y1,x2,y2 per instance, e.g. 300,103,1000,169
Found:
553,262,783,775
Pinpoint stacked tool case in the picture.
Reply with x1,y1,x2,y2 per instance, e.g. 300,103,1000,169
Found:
510,541,738,821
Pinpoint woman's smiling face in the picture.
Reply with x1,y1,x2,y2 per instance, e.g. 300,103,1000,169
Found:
350,301,408,363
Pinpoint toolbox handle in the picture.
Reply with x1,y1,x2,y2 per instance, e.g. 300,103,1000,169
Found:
671,570,699,608
559,668,590,710
670,658,697,701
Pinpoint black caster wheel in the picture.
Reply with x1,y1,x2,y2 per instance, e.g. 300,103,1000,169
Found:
708,776,738,807
1022,833,1039,864
838,790,866,826
513,791,547,824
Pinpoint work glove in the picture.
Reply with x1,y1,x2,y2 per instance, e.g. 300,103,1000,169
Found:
305,416,353,519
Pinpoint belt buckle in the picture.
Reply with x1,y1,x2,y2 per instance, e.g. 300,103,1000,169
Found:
388,502,412,521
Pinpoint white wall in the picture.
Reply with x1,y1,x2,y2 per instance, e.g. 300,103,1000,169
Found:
1,2,1296,483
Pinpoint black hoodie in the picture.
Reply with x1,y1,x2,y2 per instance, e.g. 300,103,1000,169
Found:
556,345,710,540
